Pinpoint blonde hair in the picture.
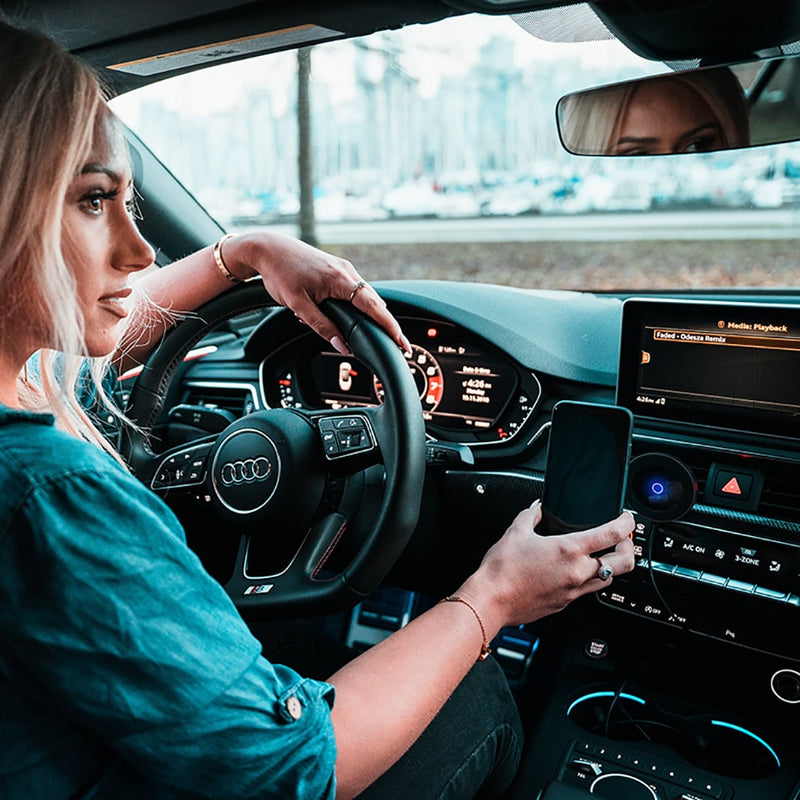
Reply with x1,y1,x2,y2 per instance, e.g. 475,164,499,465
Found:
559,66,751,155
0,21,130,457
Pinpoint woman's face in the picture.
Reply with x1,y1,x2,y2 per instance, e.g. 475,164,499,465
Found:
62,109,154,357
613,78,725,155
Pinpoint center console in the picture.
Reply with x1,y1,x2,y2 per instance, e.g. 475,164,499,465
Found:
611,298,800,664
511,298,800,799
509,606,800,800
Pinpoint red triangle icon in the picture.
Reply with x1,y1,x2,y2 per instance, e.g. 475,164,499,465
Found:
721,477,742,496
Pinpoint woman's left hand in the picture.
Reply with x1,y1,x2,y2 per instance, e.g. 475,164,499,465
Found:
225,231,410,356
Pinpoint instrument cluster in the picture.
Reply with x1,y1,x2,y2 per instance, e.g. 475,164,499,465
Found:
260,316,541,446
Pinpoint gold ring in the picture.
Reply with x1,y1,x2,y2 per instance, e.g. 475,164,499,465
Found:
348,279,367,302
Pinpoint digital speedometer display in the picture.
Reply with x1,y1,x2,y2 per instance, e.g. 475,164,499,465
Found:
375,345,444,413
296,318,519,433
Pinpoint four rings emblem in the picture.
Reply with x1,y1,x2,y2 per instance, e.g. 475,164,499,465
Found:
220,456,272,486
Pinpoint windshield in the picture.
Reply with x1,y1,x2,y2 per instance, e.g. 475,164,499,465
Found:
111,13,800,292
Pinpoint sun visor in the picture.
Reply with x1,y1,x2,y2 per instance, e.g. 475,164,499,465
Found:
589,0,800,63
107,25,342,76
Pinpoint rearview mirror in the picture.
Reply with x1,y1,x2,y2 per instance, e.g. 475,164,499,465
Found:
557,55,800,156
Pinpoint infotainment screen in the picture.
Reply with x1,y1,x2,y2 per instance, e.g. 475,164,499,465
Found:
618,298,800,438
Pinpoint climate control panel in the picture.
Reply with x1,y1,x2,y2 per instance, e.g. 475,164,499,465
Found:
597,515,800,660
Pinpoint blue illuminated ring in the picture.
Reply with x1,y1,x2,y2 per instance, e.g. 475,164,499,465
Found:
567,691,646,717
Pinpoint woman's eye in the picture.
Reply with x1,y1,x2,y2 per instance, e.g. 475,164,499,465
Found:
683,134,719,153
80,189,119,214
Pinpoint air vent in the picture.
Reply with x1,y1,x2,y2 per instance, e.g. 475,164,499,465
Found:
678,455,710,499
759,473,800,523
183,382,259,419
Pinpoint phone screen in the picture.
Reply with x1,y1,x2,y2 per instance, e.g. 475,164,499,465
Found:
538,401,633,535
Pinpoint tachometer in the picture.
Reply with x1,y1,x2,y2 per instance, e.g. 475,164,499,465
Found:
375,344,444,413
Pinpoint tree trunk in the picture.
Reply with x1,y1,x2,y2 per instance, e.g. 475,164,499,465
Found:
297,47,317,247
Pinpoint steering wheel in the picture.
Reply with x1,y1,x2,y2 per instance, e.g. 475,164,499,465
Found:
120,280,426,618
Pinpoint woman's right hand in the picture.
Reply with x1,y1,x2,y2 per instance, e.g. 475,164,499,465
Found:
327,500,634,798
455,501,636,633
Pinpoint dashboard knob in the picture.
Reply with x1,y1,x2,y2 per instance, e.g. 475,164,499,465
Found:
771,668,800,703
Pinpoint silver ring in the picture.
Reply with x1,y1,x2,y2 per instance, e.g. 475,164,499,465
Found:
348,279,367,302
595,557,614,581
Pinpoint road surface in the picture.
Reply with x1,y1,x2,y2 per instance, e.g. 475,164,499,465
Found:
236,208,800,245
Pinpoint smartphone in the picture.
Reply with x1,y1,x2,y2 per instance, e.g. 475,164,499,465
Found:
538,401,633,535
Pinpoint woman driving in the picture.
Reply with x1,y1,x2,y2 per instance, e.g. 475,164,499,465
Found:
0,20,635,800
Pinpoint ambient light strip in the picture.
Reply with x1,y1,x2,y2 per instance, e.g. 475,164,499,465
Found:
710,720,781,767
108,25,343,76
566,691,646,717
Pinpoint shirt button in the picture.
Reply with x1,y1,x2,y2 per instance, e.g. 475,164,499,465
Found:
285,696,303,721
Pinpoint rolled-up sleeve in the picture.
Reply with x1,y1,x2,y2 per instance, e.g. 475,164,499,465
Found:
0,460,337,800
118,660,336,799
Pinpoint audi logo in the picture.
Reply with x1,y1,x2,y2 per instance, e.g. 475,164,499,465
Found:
220,457,272,486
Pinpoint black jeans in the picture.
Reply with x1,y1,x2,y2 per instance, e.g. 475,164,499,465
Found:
249,619,523,800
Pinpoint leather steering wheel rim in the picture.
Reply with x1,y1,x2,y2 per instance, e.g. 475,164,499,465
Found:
120,280,426,617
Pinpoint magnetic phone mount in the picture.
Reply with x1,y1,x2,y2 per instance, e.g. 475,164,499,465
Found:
626,453,696,521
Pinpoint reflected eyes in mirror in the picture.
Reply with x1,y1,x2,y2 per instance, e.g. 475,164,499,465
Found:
614,123,723,156
682,132,722,153
557,61,759,157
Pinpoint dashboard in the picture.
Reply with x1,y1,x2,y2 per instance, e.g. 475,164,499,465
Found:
173,281,800,667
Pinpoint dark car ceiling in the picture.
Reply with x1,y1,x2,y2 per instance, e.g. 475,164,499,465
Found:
5,0,800,94
0,0,471,92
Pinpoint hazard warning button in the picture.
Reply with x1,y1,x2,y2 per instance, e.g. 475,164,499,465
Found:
706,463,763,511
712,470,753,501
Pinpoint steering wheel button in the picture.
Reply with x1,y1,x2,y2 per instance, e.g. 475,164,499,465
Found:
321,431,339,453
338,430,363,449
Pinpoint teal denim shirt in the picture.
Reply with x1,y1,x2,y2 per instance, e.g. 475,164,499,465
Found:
0,406,336,799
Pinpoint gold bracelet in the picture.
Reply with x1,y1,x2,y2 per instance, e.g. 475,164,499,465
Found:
440,595,491,662
213,233,240,282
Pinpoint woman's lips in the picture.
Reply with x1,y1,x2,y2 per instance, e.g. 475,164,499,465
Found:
98,287,133,319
